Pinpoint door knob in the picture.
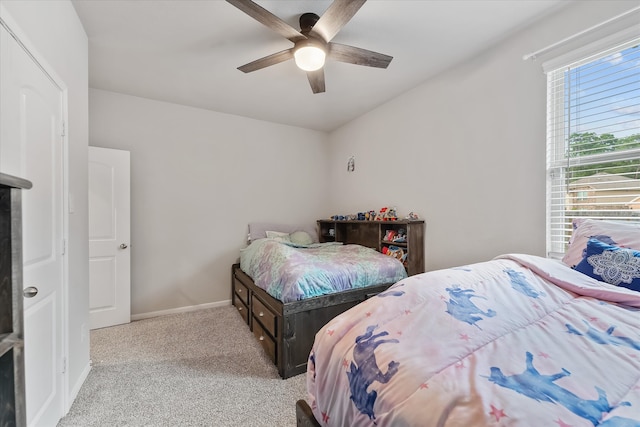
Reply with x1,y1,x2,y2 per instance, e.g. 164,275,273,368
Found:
119,243,128,249
24,286,38,298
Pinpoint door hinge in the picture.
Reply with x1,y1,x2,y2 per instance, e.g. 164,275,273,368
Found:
62,239,66,255
62,357,66,374
61,120,66,137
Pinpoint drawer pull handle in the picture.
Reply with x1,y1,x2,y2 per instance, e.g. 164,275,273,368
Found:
259,311,264,317
237,288,242,293
259,335,264,341
237,306,243,311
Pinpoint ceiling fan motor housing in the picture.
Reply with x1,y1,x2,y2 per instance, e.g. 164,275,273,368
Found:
295,12,326,72
299,12,320,35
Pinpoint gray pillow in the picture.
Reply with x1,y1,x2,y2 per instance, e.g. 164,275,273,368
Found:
289,230,313,246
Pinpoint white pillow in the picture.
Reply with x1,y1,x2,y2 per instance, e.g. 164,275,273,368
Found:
248,222,318,243
562,218,640,267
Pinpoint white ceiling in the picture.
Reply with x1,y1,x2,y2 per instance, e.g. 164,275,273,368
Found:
72,0,565,132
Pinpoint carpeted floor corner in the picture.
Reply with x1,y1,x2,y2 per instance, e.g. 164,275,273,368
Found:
57,306,307,426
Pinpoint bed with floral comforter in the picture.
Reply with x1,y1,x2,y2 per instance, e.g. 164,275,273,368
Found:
305,253,640,426
240,239,407,303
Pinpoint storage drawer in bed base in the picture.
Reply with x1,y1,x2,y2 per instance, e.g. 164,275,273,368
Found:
233,278,249,306
252,317,276,364
252,295,277,337
232,297,249,324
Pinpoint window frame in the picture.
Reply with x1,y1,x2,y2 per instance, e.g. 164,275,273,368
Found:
545,34,640,258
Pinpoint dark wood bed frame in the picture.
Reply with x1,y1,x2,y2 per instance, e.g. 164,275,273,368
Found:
296,399,321,427
231,219,425,380
232,263,393,379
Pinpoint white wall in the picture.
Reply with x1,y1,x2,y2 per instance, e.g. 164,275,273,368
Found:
0,0,89,410
87,1,639,315
326,0,638,271
88,89,329,315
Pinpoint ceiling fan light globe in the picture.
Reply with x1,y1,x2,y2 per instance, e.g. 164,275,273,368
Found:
294,46,326,71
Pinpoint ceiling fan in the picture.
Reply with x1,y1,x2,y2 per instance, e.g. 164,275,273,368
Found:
226,0,393,94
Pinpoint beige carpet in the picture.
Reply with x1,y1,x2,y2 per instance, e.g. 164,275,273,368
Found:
58,306,307,426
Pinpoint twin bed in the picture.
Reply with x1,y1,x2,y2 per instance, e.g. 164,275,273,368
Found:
233,219,640,426
231,221,413,379
297,218,640,426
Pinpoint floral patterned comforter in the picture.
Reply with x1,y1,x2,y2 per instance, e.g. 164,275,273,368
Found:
306,254,640,426
239,239,407,303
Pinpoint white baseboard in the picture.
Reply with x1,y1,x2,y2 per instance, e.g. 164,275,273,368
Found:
65,361,91,414
131,300,232,321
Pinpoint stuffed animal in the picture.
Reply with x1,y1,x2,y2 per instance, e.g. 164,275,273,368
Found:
375,207,388,221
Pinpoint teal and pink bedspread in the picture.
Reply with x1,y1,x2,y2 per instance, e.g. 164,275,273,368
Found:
239,239,407,303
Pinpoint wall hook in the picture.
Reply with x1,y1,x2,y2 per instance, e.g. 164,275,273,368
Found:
347,156,355,172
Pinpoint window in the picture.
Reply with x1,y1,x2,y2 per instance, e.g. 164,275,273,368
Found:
546,39,640,258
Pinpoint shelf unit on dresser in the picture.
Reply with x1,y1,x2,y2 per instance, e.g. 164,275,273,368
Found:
0,172,32,427
317,219,425,276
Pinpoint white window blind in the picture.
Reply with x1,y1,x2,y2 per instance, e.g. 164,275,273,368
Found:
546,38,640,258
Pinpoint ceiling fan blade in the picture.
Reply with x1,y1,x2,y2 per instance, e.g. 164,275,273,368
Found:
238,49,294,73
328,43,393,68
306,69,326,94
310,0,366,42
226,0,306,43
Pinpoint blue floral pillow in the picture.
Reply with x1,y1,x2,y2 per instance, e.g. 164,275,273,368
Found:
574,238,640,292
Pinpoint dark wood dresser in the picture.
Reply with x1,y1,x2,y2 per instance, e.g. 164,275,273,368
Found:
0,172,31,427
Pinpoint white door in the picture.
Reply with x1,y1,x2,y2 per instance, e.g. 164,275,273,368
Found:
0,23,65,427
89,146,131,329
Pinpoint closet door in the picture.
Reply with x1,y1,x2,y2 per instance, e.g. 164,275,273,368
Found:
0,23,65,427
